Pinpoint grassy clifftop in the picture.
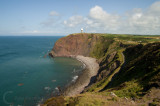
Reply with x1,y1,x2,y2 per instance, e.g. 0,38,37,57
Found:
45,33,160,106
50,33,160,58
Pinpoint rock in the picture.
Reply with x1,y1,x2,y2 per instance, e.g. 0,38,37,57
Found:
48,52,54,57
131,100,135,104
18,83,24,86
110,92,117,97
49,33,101,57
125,97,128,100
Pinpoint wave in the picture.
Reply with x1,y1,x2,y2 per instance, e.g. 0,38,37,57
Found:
72,68,76,73
72,75,78,82
76,58,86,69
0,52,18,57
44,86,51,91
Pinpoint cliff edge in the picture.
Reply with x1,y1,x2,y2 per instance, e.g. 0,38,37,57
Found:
49,33,100,57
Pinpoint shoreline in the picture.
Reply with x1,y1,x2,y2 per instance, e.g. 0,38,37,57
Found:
39,55,97,105
63,55,99,96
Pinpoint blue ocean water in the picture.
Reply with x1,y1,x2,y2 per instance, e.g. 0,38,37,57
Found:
0,36,83,106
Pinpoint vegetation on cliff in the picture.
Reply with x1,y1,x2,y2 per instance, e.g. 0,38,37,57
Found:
45,33,160,106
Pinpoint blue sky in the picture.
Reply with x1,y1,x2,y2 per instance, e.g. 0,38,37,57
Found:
0,0,160,36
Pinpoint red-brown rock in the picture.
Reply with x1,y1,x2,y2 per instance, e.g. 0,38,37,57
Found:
50,33,100,57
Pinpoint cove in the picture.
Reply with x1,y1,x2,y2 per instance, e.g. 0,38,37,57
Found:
0,36,83,106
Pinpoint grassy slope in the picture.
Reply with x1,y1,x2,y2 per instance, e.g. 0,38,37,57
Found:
105,43,160,98
85,49,125,92
43,33,160,106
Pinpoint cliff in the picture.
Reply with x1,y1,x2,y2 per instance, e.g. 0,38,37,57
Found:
44,33,160,106
49,33,115,59
49,33,100,57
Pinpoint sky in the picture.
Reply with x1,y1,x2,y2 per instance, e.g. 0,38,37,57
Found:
0,0,160,36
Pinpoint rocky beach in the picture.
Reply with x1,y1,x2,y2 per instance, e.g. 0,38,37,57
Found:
63,55,99,96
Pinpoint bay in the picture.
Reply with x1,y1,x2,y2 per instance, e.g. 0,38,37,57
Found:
0,36,83,106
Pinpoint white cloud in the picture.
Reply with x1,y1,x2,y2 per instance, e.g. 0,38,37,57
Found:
88,5,120,31
19,30,62,35
41,18,55,27
63,15,86,27
89,5,110,20
64,1,160,35
33,30,38,33
41,11,61,27
123,1,160,34
49,11,59,16
132,13,142,20
148,1,160,15
18,30,39,34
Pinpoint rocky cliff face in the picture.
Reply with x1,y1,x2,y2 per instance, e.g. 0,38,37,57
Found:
50,33,101,57
96,51,120,82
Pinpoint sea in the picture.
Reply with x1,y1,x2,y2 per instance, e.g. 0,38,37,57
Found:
0,36,84,106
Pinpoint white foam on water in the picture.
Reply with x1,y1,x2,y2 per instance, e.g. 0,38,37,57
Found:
52,80,56,82
44,87,51,90
76,58,86,69
55,87,59,91
72,68,76,73
72,75,78,82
